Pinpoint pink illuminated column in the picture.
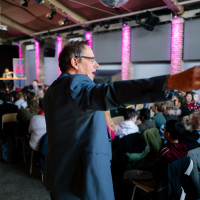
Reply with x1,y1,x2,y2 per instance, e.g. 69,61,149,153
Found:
16,43,21,58
57,36,62,76
85,31,92,48
170,17,184,75
34,40,40,82
121,25,130,80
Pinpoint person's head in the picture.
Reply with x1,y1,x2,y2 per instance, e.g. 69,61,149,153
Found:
185,92,193,104
193,93,199,103
4,68,9,73
32,80,38,88
173,95,183,108
181,115,193,132
38,98,44,110
152,102,162,113
191,111,200,130
139,108,150,121
58,40,99,81
123,108,138,123
164,120,185,142
27,92,39,113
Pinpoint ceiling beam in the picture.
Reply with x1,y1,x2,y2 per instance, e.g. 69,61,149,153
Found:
162,0,184,12
0,15,35,36
44,0,87,25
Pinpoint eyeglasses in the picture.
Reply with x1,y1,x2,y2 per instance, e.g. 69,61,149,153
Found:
75,56,96,63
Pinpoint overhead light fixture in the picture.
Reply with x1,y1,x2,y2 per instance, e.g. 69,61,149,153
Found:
20,0,29,7
45,9,56,20
103,21,110,29
136,12,159,31
58,17,69,26
0,24,8,31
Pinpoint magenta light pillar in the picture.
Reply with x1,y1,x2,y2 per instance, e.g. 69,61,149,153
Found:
34,40,40,82
121,25,131,80
57,36,62,76
16,43,21,58
170,17,184,75
85,31,92,48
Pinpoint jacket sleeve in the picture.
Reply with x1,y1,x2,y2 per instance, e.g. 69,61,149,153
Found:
70,74,173,111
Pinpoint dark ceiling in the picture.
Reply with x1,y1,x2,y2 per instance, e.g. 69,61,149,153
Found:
0,0,200,41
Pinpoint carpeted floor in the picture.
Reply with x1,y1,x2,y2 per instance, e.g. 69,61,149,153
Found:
0,159,51,200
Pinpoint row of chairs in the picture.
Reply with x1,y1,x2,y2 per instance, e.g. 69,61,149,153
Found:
1,112,42,178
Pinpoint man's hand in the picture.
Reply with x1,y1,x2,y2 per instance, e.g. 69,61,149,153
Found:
166,66,200,91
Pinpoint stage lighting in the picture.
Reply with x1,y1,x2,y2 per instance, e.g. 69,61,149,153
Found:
58,17,69,25
103,22,110,29
46,9,56,20
21,0,29,7
136,12,159,31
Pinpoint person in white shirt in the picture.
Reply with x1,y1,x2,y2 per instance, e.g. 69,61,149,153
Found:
15,92,28,109
115,108,139,138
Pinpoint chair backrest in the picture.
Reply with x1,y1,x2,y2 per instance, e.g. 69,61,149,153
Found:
2,113,18,129
112,116,124,125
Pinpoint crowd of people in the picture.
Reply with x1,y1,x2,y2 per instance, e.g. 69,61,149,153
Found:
0,80,48,172
0,41,200,200
0,78,200,200
108,91,200,200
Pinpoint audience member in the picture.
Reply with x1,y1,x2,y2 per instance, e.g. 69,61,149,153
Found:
115,108,139,138
32,80,39,94
180,92,193,117
179,115,200,150
124,120,188,189
15,91,28,109
193,92,200,106
138,108,155,133
104,111,116,140
29,98,46,151
151,102,166,128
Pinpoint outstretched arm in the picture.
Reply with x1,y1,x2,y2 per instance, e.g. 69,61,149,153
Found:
166,66,200,91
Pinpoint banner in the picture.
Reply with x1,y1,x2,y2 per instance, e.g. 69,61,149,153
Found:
13,58,25,88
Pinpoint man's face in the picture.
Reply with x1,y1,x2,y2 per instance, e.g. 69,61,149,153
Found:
5,68,9,73
76,45,99,81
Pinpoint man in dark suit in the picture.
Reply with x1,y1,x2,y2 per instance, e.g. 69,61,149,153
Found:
44,40,200,200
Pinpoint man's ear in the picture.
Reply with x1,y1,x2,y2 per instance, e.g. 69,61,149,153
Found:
70,57,79,70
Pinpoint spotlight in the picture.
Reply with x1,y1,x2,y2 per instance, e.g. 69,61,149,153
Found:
103,21,110,29
136,12,159,31
58,17,69,26
45,9,57,20
20,0,29,7
122,18,128,27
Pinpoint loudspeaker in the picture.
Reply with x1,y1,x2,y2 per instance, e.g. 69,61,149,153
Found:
44,37,55,57
44,48,55,57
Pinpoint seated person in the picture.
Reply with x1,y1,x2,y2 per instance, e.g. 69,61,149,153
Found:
151,102,166,129
29,98,46,151
179,115,200,150
15,92,28,109
138,108,155,133
124,120,188,187
115,108,139,138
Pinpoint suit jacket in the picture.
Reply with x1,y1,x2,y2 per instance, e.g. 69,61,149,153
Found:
44,73,171,200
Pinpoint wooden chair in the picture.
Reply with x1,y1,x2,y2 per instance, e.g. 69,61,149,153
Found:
2,113,18,128
129,157,193,200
